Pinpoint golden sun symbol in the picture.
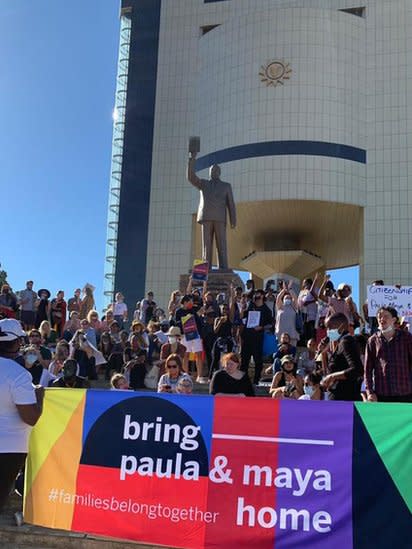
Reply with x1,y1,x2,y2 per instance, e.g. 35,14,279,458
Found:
259,60,292,87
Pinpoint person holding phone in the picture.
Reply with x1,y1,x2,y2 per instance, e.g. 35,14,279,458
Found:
157,354,190,393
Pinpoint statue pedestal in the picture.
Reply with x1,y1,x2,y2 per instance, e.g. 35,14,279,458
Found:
179,270,244,302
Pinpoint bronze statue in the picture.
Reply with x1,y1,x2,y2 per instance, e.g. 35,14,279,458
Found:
187,151,236,270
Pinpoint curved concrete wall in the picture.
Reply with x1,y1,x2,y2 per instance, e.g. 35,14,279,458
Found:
195,7,366,207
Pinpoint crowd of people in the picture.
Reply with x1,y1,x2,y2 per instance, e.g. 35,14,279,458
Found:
0,276,411,402
1,274,411,518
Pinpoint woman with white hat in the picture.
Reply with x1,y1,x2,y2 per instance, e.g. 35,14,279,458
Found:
159,326,187,374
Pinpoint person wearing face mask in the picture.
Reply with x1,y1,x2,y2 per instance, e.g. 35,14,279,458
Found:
321,313,363,400
299,372,323,400
159,326,187,374
240,290,273,384
275,283,300,347
22,346,55,387
269,355,304,399
364,306,412,403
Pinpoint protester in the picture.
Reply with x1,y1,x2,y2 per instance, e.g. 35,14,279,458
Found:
67,288,82,314
80,318,97,348
87,310,102,343
167,290,181,322
159,326,187,373
241,289,273,384
210,352,254,396
100,309,114,332
364,306,412,402
79,285,95,320
48,341,70,378
130,321,149,350
35,289,51,328
51,359,90,388
297,274,319,344
70,330,97,379
39,320,57,348
299,372,323,400
321,313,363,400
27,328,52,370
157,354,190,393
111,292,128,329
50,290,67,337
123,348,149,390
175,295,205,382
139,291,156,325
275,283,300,347
19,281,37,330
269,332,297,374
63,311,81,341
110,373,129,390
0,284,18,319
0,318,44,512
269,355,304,399
297,338,318,376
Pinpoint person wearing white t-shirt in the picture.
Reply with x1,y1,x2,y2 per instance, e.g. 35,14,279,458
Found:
0,319,44,511
112,292,128,329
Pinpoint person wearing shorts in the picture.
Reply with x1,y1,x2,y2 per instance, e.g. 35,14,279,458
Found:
175,295,207,383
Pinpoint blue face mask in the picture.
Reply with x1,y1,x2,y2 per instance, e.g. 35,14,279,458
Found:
327,328,341,342
304,385,315,397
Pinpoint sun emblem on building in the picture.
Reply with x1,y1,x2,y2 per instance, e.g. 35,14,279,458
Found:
259,60,292,87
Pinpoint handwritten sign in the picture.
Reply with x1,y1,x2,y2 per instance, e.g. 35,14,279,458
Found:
367,285,412,317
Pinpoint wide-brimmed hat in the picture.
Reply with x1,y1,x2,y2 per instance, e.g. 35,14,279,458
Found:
281,354,295,365
37,289,51,299
0,319,26,341
167,326,182,337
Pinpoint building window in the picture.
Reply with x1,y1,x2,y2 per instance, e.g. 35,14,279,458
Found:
339,7,366,18
200,24,220,36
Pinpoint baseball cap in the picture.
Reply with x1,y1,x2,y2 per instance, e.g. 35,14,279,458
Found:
281,354,295,365
0,319,26,341
337,283,351,292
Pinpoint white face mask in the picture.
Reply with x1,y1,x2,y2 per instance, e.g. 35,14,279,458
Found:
169,336,177,344
327,328,341,342
304,385,315,398
381,324,395,334
284,299,292,306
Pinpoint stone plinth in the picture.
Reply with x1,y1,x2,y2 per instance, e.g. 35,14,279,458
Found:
180,269,244,302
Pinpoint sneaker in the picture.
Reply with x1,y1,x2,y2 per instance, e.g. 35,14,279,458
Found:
196,376,209,384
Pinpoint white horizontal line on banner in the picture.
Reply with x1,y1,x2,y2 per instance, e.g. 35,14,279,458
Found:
212,434,334,446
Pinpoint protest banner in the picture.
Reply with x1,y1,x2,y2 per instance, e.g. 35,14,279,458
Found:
192,260,209,282
182,314,200,341
367,284,412,317
24,391,412,549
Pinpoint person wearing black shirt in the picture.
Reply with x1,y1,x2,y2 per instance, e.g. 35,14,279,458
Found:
322,313,363,400
175,295,205,381
210,352,254,396
240,290,273,384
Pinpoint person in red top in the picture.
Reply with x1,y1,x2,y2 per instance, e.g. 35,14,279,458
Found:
365,306,412,403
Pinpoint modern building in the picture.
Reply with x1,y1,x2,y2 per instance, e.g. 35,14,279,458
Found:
104,0,412,309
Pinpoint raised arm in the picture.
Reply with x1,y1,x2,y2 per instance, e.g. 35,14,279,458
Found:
187,153,202,189
276,288,287,310
318,275,330,302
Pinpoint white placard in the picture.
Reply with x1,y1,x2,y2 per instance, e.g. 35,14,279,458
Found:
246,310,261,328
367,285,412,317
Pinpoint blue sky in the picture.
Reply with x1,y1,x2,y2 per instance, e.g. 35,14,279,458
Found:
0,0,360,312
0,0,119,311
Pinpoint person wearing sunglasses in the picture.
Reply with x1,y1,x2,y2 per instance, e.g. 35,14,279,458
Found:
157,354,190,393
